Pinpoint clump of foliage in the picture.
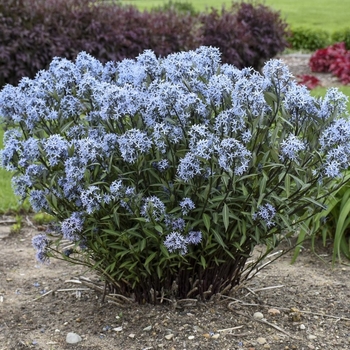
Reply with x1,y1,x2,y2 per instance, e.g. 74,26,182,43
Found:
2,47,349,303
332,28,350,50
297,75,322,90
199,2,289,70
0,0,289,87
292,172,350,264
155,0,198,16
310,42,350,84
0,0,199,87
288,27,330,51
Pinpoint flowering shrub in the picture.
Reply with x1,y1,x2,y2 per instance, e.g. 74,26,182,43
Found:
309,42,350,84
1,47,350,303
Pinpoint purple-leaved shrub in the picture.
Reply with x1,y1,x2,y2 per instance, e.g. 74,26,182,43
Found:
1,47,349,303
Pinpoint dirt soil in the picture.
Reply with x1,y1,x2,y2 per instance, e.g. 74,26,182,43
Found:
1,56,349,350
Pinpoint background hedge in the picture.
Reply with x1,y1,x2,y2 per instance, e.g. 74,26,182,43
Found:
0,0,289,87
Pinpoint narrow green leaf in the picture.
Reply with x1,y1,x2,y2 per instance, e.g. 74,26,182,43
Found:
203,213,211,232
211,228,227,248
200,255,206,269
222,204,229,232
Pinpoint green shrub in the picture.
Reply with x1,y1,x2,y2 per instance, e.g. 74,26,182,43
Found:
332,28,350,50
155,0,198,16
3,48,349,303
288,27,330,51
292,172,350,264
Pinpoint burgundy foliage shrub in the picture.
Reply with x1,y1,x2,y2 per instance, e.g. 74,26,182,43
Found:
199,2,290,70
0,0,199,87
297,75,322,90
310,42,350,85
0,0,289,87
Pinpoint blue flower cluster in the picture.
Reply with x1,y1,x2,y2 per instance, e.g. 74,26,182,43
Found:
0,46,349,262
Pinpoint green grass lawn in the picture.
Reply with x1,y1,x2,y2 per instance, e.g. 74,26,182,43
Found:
0,128,21,212
122,0,350,32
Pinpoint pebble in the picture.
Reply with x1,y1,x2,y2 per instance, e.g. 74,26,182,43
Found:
257,337,267,344
128,333,135,338
66,332,82,344
143,325,152,332
113,326,123,332
300,324,306,330
165,334,174,340
211,333,220,339
268,308,281,316
253,312,264,320
188,335,195,340
307,334,317,340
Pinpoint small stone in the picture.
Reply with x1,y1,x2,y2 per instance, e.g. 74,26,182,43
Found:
257,337,267,344
128,333,135,338
113,326,123,332
307,334,317,340
211,333,220,339
54,329,60,333
143,325,152,331
263,344,271,349
300,324,306,330
66,332,82,344
188,335,195,340
253,312,264,320
268,308,281,316
165,334,174,340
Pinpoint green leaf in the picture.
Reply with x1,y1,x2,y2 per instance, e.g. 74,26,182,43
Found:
144,252,157,274
200,255,206,269
211,228,227,249
222,204,229,232
203,213,211,232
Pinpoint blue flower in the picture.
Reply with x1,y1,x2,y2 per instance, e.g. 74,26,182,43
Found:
141,196,166,222
186,231,202,245
43,135,69,166
177,152,202,182
29,189,49,212
163,231,188,255
80,186,102,214
32,234,49,263
118,129,152,163
179,198,195,215
280,134,306,162
61,212,85,241
253,204,276,228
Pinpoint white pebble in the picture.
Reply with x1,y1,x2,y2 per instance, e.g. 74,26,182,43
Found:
188,335,195,340
165,334,174,340
253,312,264,320
300,324,306,330
143,325,152,331
66,332,82,344
113,326,123,332
308,334,317,340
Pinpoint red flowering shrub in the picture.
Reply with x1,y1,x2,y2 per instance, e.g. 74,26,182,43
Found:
309,42,350,85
